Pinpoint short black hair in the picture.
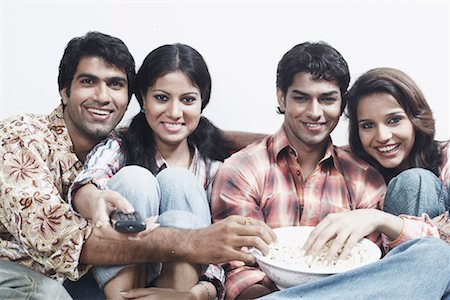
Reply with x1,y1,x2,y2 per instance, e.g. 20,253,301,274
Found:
276,41,350,113
58,31,135,101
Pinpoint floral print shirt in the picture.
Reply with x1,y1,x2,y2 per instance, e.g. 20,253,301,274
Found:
0,105,92,282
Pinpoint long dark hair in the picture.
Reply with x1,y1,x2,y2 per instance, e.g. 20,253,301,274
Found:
346,67,446,182
119,43,231,174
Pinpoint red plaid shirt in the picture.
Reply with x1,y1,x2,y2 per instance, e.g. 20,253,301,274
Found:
211,127,386,299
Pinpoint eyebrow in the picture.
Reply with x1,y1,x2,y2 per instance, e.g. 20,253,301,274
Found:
76,73,127,83
358,110,406,124
291,89,339,97
151,89,200,96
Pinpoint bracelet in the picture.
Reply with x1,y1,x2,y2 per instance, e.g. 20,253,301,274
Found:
199,281,213,300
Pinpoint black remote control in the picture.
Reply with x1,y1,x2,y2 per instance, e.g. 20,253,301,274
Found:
110,210,146,233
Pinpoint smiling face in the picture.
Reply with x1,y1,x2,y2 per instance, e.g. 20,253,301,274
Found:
357,92,415,171
143,71,202,150
61,56,129,147
278,72,342,152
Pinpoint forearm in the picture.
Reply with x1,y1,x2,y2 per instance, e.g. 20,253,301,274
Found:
223,130,266,152
80,227,196,265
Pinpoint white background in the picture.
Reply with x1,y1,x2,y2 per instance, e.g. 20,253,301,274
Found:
1,0,449,146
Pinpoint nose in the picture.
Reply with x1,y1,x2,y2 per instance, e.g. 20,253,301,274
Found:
305,99,322,120
375,124,392,142
93,83,111,103
166,100,182,118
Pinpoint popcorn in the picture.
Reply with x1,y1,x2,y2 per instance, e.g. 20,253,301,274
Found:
267,240,370,269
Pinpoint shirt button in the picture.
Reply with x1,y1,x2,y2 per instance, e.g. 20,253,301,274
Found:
296,170,301,176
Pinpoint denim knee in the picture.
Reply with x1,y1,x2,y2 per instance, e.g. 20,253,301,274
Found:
0,261,72,300
107,165,160,216
385,168,446,217
157,167,211,225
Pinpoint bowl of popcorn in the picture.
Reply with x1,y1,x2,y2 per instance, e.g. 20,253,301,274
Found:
250,226,381,290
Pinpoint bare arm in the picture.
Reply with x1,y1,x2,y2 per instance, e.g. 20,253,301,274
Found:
80,215,276,266
222,130,267,152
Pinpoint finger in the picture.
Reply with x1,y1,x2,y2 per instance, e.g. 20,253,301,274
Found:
303,218,333,253
252,219,277,242
325,230,350,263
234,235,271,256
120,288,154,298
308,224,338,258
227,248,257,265
237,217,276,245
338,233,361,260
104,192,135,213
136,223,160,239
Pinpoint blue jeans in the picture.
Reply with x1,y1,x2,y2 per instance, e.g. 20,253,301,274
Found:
0,260,72,300
260,237,450,299
64,166,211,299
384,168,449,218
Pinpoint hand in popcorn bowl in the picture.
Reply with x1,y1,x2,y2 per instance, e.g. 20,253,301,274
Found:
250,226,381,290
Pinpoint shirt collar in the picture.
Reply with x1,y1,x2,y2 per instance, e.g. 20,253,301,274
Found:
273,126,339,170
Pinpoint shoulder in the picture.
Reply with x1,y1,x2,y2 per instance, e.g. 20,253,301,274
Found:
223,135,272,167
334,146,373,172
85,137,123,162
0,112,51,135
333,145,384,185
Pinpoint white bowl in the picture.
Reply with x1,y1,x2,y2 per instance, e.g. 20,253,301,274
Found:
250,226,381,290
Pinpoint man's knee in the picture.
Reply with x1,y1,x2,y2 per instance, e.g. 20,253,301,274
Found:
398,237,450,268
0,262,71,300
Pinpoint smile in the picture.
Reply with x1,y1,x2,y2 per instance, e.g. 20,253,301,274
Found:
163,122,184,130
303,122,325,129
376,144,400,153
87,107,112,116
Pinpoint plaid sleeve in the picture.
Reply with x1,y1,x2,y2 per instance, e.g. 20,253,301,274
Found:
386,214,440,249
201,264,226,300
222,261,267,300
67,138,124,206
211,152,270,298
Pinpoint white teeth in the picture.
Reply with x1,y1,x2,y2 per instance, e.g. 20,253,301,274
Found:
377,144,399,153
306,123,322,128
87,108,110,115
165,123,182,128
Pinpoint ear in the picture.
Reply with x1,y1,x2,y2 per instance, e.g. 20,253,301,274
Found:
277,89,286,113
60,88,69,105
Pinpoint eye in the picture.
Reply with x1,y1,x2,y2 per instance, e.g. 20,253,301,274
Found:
181,96,197,103
359,122,375,130
109,81,125,90
321,97,337,104
80,78,94,85
154,94,168,102
387,116,402,125
293,96,308,102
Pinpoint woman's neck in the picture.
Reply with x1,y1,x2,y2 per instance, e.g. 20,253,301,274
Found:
157,141,193,168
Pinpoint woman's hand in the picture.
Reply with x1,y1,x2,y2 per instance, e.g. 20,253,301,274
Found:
119,287,196,300
303,209,402,262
